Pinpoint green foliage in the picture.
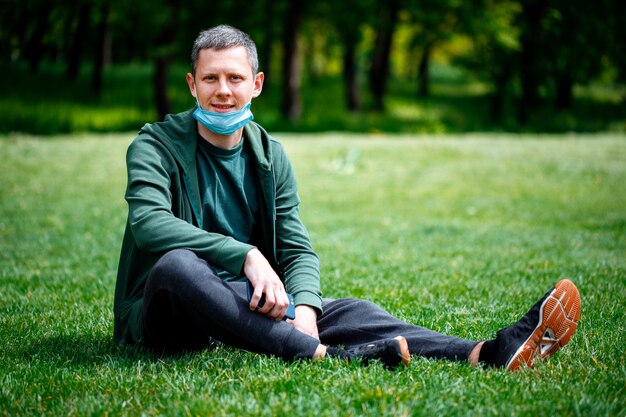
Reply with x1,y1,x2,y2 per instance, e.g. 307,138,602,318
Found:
2,0,624,130
1,133,625,416
0,61,624,135
0,62,156,134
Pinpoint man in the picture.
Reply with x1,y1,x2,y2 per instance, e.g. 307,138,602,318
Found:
114,25,581,370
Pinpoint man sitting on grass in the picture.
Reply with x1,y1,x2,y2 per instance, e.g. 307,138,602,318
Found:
114,24,581,370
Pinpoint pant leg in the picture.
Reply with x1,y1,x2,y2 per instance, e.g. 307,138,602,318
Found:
141,249,320,360
317,298,478,361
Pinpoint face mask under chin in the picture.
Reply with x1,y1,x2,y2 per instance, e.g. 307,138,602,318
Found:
193,101,254,135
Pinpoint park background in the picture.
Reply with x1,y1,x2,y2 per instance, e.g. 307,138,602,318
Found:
0,0,625,134
1,1,625,416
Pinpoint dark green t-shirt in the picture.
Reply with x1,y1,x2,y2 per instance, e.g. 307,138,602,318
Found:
196,135,260,280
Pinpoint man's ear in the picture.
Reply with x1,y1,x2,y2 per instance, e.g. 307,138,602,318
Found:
252,72,265,98
186,73,196,98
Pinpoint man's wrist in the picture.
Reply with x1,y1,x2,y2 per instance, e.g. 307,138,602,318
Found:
295,304,318,318
292,291,323,315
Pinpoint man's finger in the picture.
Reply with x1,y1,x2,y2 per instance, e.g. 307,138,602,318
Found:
257,289,276,314
267,290,289,319
249,286,265,310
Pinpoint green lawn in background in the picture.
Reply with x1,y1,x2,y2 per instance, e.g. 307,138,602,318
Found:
0,132,624,416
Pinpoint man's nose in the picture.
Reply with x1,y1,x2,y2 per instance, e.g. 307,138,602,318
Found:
216,78,231,96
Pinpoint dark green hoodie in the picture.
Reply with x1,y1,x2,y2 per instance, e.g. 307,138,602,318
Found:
114,110,322,344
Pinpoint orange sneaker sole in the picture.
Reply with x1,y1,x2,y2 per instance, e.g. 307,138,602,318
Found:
506,279,581,371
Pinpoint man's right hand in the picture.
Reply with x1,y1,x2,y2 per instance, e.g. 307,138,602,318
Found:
243,248,289,320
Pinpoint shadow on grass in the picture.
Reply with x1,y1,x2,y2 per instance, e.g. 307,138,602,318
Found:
18,333,216,368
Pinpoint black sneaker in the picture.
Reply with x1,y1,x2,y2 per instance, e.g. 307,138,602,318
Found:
480,279,581,371
329,336,411,369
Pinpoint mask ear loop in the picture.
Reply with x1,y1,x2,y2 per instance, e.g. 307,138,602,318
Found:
193,82,202,110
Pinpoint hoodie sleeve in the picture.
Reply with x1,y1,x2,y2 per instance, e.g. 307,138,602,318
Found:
271,142,323,314
125,134,254,275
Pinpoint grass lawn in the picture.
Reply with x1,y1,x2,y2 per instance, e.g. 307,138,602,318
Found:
0,132,624,416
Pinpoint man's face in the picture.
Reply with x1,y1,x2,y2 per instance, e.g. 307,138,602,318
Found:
186,46,264,113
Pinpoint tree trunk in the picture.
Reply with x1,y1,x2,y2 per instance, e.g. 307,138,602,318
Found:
417,42,433,97
490,61,512,122
154,57,171,120
66,2,92,81
368,0,400,111
24,4,53,72
153,0,179,121
92,2,111,95
518,0,547,124
342,34,360,111
281,0,305,121
555,74,573,109
261,0,275,77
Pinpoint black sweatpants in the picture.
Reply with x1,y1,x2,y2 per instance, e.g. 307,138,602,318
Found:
142,249,478,361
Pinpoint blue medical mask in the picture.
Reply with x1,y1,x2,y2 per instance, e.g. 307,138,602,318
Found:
193,100,254,135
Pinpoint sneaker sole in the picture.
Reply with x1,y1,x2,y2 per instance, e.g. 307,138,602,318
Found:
393,336,411,367
506,279,581,371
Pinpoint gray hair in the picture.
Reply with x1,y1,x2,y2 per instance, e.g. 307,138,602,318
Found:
190,25,259,76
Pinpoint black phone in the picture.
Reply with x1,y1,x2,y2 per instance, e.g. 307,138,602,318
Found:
246,280,296,320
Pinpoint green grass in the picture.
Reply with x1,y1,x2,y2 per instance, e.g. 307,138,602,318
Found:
1,132,625,416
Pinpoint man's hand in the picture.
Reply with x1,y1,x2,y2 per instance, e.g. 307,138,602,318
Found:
288,305,320,340
243,248,289,320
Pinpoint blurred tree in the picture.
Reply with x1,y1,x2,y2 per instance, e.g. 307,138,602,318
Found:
1,0,622,131
406,0,463,97
544,0,618,109
516,0,548,123
259,0,278,78
281,0,306,120
459,0,624,123
153,0,180,120
515,0,623,120
108,0,185,118
369,0,401,111
0,0,28,63
91,0,111,95
309,0,374,111
22,1,55,72
607,1,626,83
456,0,521,122
341,24,362,111
332,0,374,111
65,0,92,81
